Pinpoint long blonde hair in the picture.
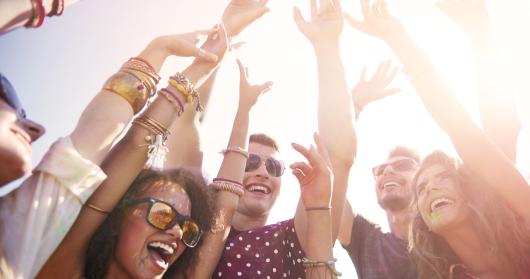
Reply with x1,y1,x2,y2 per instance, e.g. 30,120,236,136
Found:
408,151,530,278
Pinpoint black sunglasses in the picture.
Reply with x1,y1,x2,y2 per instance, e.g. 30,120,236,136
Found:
127,197,203,248
245,153,285,177
0,74,26,118
372,158,417,177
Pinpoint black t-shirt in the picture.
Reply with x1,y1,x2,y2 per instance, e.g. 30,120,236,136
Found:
342,215,417,279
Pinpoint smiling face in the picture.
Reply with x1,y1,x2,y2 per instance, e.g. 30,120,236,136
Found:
374,156,419,211
237,142,282,219
0,99,44,186
110,180,192,279
415,164,471,234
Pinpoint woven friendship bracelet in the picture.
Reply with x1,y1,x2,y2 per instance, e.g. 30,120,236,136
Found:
302,257,342,277
158,89,185,116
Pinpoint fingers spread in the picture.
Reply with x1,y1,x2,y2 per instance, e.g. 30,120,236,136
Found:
236,58,248,81
344,12,363,30
293,7,308,31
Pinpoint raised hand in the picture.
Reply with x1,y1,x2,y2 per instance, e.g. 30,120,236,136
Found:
158,28,219,62
293,0,344,46
436,0,491,41
195,24,229,66
222,0,270,38
291,133,333,209
352,60,401,112
344,0,406,44
236,59,273,110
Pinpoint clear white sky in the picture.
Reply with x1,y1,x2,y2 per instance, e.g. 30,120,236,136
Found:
0,0,529,277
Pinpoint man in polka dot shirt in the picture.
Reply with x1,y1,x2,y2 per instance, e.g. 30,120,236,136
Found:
212,0,356,277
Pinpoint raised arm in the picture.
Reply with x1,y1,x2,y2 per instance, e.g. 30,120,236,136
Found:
291,133,341,279
165,0,270,170
37,29,227,279
184,59,272,278
345,0,530,221
437,0,521,162
339,60,400,245
70,29,218,166
293,0,356,249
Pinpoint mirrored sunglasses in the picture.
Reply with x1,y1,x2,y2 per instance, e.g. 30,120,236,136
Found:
245,153,285,177
128,197,203,248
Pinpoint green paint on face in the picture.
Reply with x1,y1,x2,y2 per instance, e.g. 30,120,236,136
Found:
429,210,443,224
132,251,139,260
430,190,444,198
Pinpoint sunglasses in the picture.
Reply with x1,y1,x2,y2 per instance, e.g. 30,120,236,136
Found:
372,158,417,177
245,153,285,177
128,198,203,248
0,74,26,118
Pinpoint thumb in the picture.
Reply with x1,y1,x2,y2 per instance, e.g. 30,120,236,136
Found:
292,168,305,186
293,7,307,32
344,12,364,30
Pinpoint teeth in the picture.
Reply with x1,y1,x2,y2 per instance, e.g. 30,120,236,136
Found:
148,241,174,255
383,182,400,188
430,198,454,212
248,185,270,194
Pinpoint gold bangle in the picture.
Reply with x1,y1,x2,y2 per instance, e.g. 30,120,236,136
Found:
220,147,249,159
120,68,157,97
85,202,110,214
305,206,332,211
102,71,149,114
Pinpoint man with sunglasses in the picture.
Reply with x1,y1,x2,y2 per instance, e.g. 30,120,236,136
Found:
213,0,357,277
338,146,420,279
0,73,45,187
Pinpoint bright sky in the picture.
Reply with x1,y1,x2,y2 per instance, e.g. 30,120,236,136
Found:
0,0,529,277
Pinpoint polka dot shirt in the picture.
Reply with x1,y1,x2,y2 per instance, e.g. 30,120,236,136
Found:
213,219,306,279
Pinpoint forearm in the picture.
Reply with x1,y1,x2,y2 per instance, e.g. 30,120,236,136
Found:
471,37,520,162
389,36,530,220
70,37,175,165
304,211,337,279
313,43,355,241
0,0,79,35
187,107,251,279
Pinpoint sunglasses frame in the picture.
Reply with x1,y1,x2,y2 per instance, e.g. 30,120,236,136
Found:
372,158,417,177
245,153,285,177
127,197,203,248
0,74,26,118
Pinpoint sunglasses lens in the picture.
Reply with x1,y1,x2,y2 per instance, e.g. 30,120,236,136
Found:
266,158,285,177
394,160,415,171
0,75,25,118
245,154,261,172
181,220,202,247
148,202,176,230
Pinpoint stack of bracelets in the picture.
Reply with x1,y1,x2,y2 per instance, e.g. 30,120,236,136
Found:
168,72,204,112
211,178,244,197
302,257,342,278
132,114,171,170
103,57,160,114
26,0,65,28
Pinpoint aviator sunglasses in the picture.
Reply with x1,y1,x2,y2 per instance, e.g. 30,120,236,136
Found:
127,197,203,248
372,158,417,177
245,153,285,177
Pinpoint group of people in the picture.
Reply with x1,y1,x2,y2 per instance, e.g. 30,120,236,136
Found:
0,0,529,279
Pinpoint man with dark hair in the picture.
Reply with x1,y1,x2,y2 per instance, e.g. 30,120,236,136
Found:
335,57,420,278
0,73,45,186
338,146,420,279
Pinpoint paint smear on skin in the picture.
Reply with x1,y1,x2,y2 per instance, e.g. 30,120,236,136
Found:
430,190,444,198
430,210,443,224
132,251,140,260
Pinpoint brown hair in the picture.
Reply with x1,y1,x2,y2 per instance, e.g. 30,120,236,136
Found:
408,151,530,278
249,133,279,151
388,145,420,164
85,168,214,279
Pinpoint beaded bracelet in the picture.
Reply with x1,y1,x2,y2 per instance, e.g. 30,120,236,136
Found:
213,177,243,187
220,147,249,159
302,257,342,277
211,179,244,197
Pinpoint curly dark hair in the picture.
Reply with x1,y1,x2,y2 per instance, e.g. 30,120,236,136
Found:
85,168,214,279
408,151,530,278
